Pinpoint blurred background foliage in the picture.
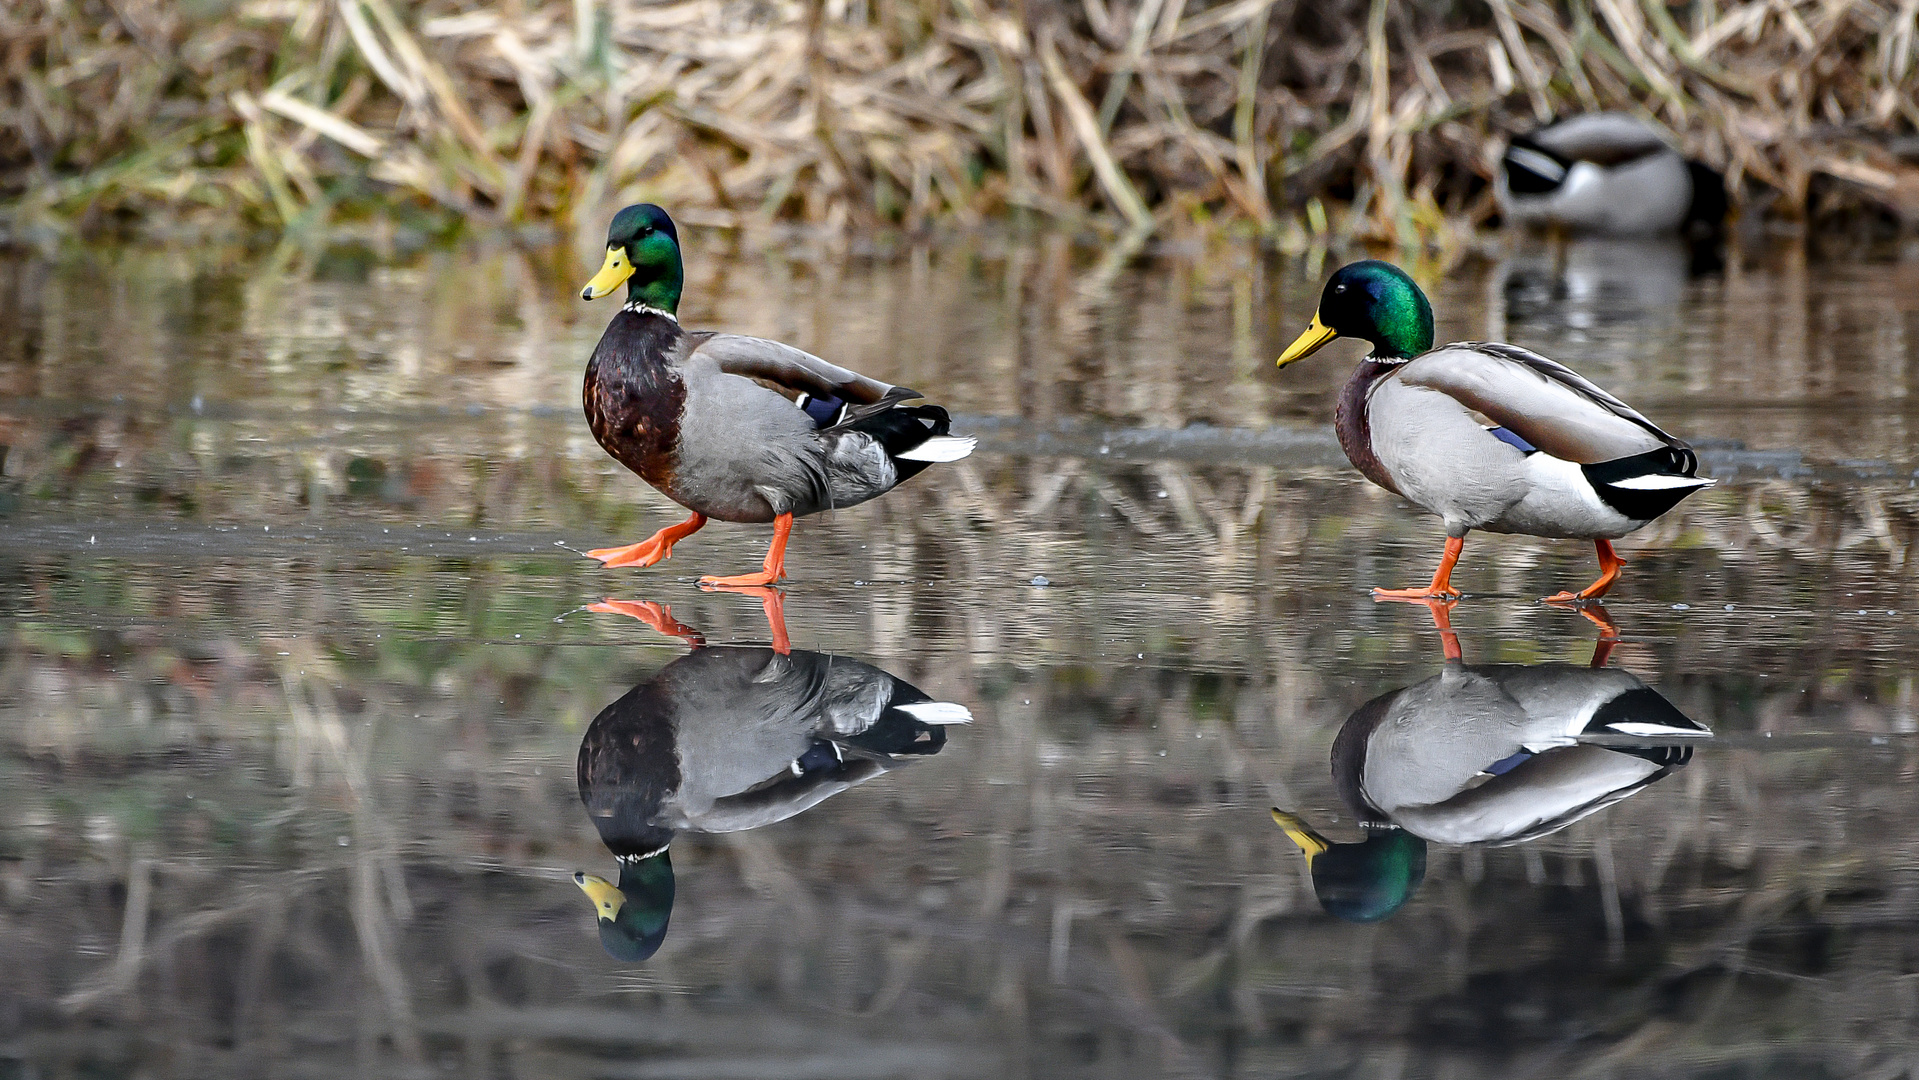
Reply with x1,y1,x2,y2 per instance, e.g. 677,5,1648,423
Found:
4,0,1919,251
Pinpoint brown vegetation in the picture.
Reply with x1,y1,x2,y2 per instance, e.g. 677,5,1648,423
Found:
4,0,1919,244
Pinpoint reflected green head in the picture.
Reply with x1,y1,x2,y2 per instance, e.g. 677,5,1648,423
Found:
574,850,675,962
1310,827,1427,923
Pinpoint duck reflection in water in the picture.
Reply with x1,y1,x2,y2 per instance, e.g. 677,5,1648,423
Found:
572,590,971,960
1273,601,1708,923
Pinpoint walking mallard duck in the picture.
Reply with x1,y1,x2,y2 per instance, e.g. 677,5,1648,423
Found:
1497,112,1726,235
577,204,975,586
1275,260,1715,601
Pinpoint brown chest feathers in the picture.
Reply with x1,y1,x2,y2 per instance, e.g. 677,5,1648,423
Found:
584,309,687,492
1335,359,1404,496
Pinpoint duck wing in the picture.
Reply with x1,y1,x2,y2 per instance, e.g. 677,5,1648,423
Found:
686,332,922,422
1399,342,1682,464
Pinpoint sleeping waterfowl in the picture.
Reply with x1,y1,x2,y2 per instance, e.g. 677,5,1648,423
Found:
572,600,970,960
1498,112,1727,236
1275,260,1715,601
1272,607,1707,922
578,204,975,586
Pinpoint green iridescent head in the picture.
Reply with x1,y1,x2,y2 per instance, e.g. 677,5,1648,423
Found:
574,851,675,962
1276,260,1435,366
579,204,683,313
1273,808,1427,923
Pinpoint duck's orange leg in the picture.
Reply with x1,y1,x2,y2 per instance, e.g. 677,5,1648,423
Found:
1420,597,1465,662
587,512,707,568
1373,535,1466,601
700,512,792,589
704,584,791,655
586,599,706,647
1543,539,1625,603
1542,599,1621,667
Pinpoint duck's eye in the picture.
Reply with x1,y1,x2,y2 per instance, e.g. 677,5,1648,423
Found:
1333,284,1347,293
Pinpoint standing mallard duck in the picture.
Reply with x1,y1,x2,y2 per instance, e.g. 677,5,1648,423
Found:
1498,112,1726,235
1276,260,1714,601
577,204,975,585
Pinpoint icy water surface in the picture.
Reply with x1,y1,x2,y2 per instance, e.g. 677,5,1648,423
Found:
5,231,1919,1078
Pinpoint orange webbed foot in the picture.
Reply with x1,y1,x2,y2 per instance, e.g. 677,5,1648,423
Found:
586,599,706,646
1374,535,1466,604
1372,586,1463,602
1542,539,1625,603
1541,590,1596,604
699,512,793,592
699,570,782,588
586,513,707,569
587,540,670,568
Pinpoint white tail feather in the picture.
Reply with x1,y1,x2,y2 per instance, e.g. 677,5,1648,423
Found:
1609,474,1716,491
895,435,976,462
895,701,973,725
1602,721,1712,738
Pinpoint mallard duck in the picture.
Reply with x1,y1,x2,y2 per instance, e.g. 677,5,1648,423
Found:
577,204,975,586
1275,260,1715,601
1498,112,1727,235
1272,614,1707,921
572,614,970,960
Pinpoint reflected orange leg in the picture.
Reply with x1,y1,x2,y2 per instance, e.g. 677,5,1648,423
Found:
1373,535,1466,601
704,584,791,655
1419,597,1465,663
1541,600,1623,668
587,512,707,568
586,599,706,647
1543,539,1625,603
700,512,792,589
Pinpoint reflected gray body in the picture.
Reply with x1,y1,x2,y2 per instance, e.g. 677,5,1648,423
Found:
658,648,911,831
1493,237,1691,333
578,646,962,847
1340,664,1707,846
1498,113,1694,235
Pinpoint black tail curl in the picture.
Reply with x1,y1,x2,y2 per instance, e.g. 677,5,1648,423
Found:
843,688,952,758
1582,445,1706,521
1502,135,1572,195
838,404,953,481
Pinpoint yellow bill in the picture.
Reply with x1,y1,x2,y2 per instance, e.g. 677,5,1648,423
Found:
574,870,625,921
1271,808,1330,862
1276,314,1338,368
580,247,635,301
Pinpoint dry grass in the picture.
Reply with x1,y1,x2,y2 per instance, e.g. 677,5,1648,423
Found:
3,0,1919,246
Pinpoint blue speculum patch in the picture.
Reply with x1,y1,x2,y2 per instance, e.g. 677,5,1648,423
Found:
1489,426,1539,453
